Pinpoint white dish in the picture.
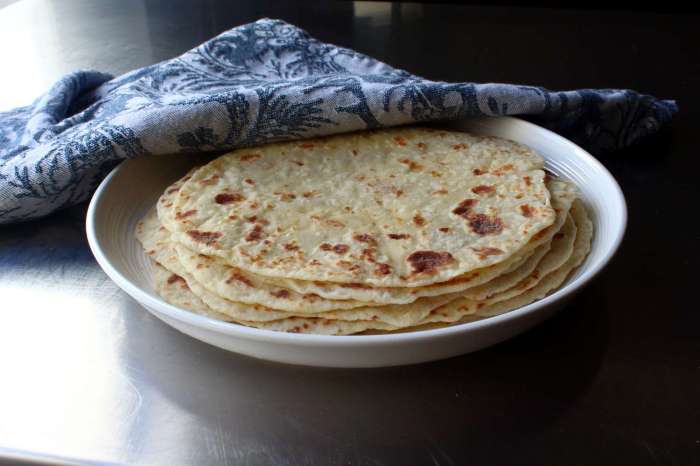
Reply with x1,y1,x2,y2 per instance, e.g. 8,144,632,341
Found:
86,117,626,368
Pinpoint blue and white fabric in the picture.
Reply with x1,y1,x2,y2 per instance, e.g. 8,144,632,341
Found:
0,19,676,224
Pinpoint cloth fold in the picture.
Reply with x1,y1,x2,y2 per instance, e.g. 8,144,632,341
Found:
0,18,676,224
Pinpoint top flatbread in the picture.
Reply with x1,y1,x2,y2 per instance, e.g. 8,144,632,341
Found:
162,127,556,286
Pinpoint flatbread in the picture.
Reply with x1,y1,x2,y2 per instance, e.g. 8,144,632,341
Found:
139,208,373,312
151,262,233,322
459,213,577,302
151,260,394,334
410,200,593,329
163,127,556,286
138,128,594,335
139,208,464,326
144,202,591,335
481,213,577,305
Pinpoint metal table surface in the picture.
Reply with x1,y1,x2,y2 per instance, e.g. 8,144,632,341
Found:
0,1,698,465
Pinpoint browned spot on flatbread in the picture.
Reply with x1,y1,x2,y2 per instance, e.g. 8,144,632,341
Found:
387,233,410,240
187,230,222,245
226,271,253,287
361,248,377,263
452,199,477,218
312,215,345,228
175,209,197,219
374,263,392,275
407,251,455,274
413,214,426,226
167,274,186,285
472,168,486,176
337,260,360,271
270,289,290,299
244,178,255,185
215,192,244,204
471,247,504,260
471,185,494,195
340,283,369,289
399,158,423,171
520,204,534,217
353,233,377,245
333,244,349,254
245,224,265,242
240,153,260,162
468,214,504,235
394,136,407,146
493,164,514,176
199,175,220,185
320,243,349,254
273,192,296,201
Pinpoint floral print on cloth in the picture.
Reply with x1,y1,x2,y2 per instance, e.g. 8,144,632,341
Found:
0,19,676,224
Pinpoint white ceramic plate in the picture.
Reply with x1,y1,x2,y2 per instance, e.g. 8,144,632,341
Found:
86,117,626,368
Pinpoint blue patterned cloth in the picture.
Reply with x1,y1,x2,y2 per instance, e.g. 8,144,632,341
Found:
0,19,676,224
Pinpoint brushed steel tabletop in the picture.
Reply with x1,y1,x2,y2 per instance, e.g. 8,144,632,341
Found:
1,1,698,465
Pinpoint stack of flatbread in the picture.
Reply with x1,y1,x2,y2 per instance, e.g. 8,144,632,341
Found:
136,127,592,335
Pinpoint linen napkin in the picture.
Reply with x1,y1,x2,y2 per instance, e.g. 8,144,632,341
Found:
0,18,676,224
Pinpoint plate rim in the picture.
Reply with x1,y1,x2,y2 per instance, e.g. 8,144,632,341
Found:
86,116,627,345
